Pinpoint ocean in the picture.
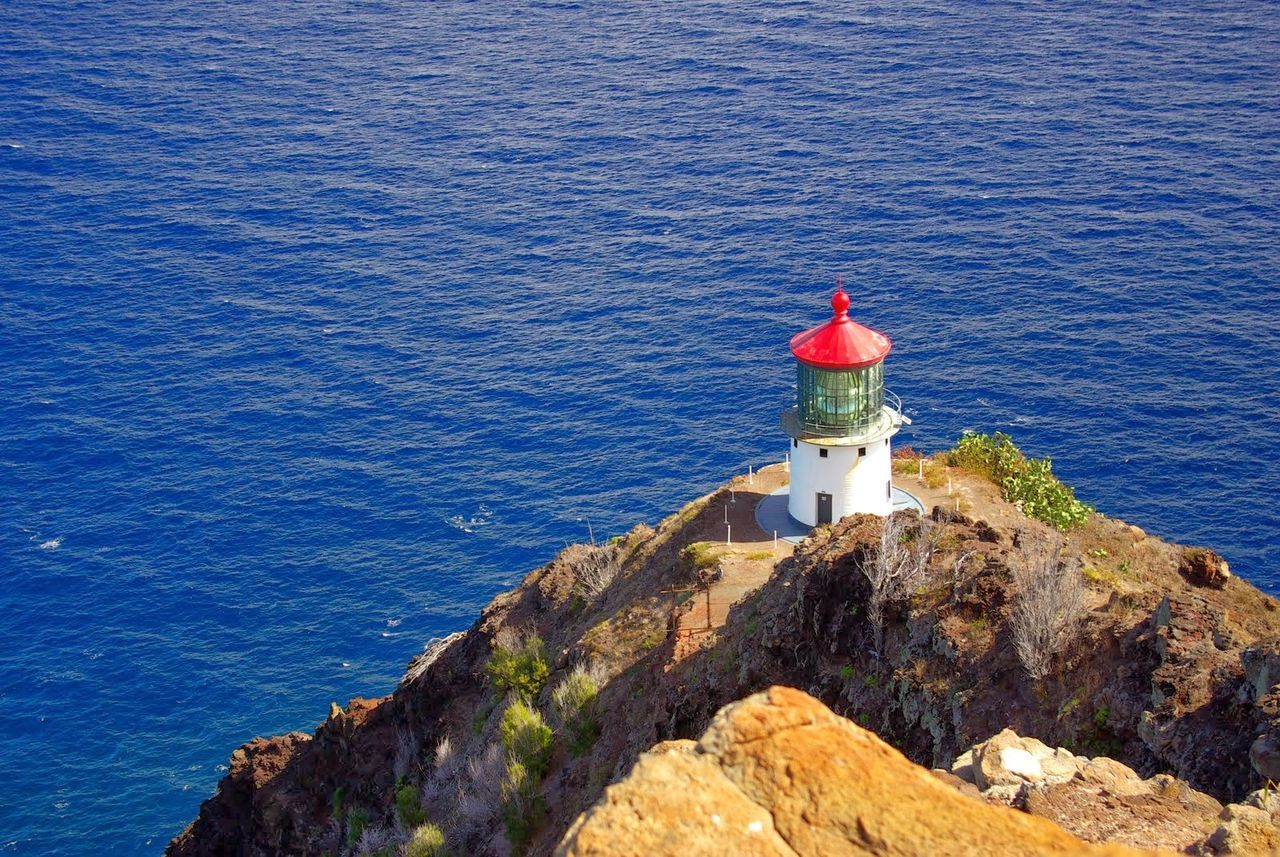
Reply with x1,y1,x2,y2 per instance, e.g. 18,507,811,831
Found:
1,0,1277,852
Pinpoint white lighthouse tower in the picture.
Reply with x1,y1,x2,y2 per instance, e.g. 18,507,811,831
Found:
782,284,906,525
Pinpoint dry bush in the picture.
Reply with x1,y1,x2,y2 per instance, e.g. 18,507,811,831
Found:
353,823,401,856
393,727,418,783
567,543,620,600
1010,531,1086,680
862,514,942,658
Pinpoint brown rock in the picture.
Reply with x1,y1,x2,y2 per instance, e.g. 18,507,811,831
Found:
1207,803,1280,855
1080,757,1149,797
557,686,1164,856
1179,547,1231,589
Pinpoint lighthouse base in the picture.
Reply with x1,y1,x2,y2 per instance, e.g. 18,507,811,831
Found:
756,483,925,545
787,434,898,526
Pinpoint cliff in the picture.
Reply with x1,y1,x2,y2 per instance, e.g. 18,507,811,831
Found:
167,457,1280,857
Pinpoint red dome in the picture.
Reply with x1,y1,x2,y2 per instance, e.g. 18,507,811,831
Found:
788,287,892,370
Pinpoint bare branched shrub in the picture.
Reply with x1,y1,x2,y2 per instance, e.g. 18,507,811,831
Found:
949,549,977,605
567,543,620,600
862,514,941,658
1010,531,1086,680
393,727,418,783
354,823,401,856
450,743,504,846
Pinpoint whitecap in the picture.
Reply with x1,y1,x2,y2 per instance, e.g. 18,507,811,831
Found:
446,505,494,533
215,764,228,772
341,661,351,668
39,537,62,550
385,618,402,628
1,142,23,149
53,801,69,810
381,631,395,638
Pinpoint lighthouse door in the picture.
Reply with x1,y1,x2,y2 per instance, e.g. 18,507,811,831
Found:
816,492,833,525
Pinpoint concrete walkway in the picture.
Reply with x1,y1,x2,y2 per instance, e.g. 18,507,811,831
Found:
754,484,926,545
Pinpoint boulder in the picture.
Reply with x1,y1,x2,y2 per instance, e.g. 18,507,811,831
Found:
1178,547,1231,589
971,729,1082,790
556,686,1162,856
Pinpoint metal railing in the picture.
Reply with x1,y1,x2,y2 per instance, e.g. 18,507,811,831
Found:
780,389,905,440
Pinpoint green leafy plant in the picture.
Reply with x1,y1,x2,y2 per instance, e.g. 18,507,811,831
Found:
485,635,550,701
948,432,1092,530
500,760,545,851
396,782,427,829
501,699,554,779
405,822,447,857
839,664,856,682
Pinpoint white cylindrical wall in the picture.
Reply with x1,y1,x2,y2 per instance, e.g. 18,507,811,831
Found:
787,435,894,525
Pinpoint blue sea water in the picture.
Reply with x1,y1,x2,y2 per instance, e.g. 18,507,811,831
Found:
1,0,1277,852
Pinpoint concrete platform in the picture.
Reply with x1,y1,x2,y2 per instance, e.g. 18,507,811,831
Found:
754,484,926,545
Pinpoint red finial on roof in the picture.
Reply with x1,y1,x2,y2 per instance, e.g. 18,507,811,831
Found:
788,279,892,370
831,277,851,320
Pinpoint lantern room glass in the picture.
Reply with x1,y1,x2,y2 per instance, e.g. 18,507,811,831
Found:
796,362,884,433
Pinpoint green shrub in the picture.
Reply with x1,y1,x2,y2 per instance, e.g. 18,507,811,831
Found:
551,666,600,756
500,699,554,778
396,782,427,829
344,806,369,849
485,636,550,700
683,541,721,571
405,822,447,857
948,432,1092,530
500,760,545,851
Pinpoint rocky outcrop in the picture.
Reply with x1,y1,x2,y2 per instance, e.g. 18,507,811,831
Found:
1180,548,1232,589
950,728,1280,856
557,686,1157,856
168,464,1280,857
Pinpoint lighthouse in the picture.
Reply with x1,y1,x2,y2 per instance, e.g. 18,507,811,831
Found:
781,284,906,525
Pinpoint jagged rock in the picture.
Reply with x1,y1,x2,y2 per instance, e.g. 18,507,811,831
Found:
1179,547,1231,589
557,687,1158,856
1207,802,1280,855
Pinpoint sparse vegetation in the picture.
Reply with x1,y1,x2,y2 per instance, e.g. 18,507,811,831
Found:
683,541,722,571
580,601,668,666
344,806,370,849
500,759,545,852
485,634,550,701
396,782,427,829
567,543,620,600
948,432,1092,530
1010,532,1086,680
551,664,602,755
861,514,942,657
405,822,447,857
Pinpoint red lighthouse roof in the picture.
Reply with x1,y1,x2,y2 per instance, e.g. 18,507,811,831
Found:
788,285,892,370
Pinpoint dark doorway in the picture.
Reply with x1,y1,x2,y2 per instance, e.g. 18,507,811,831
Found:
816,492,833,525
